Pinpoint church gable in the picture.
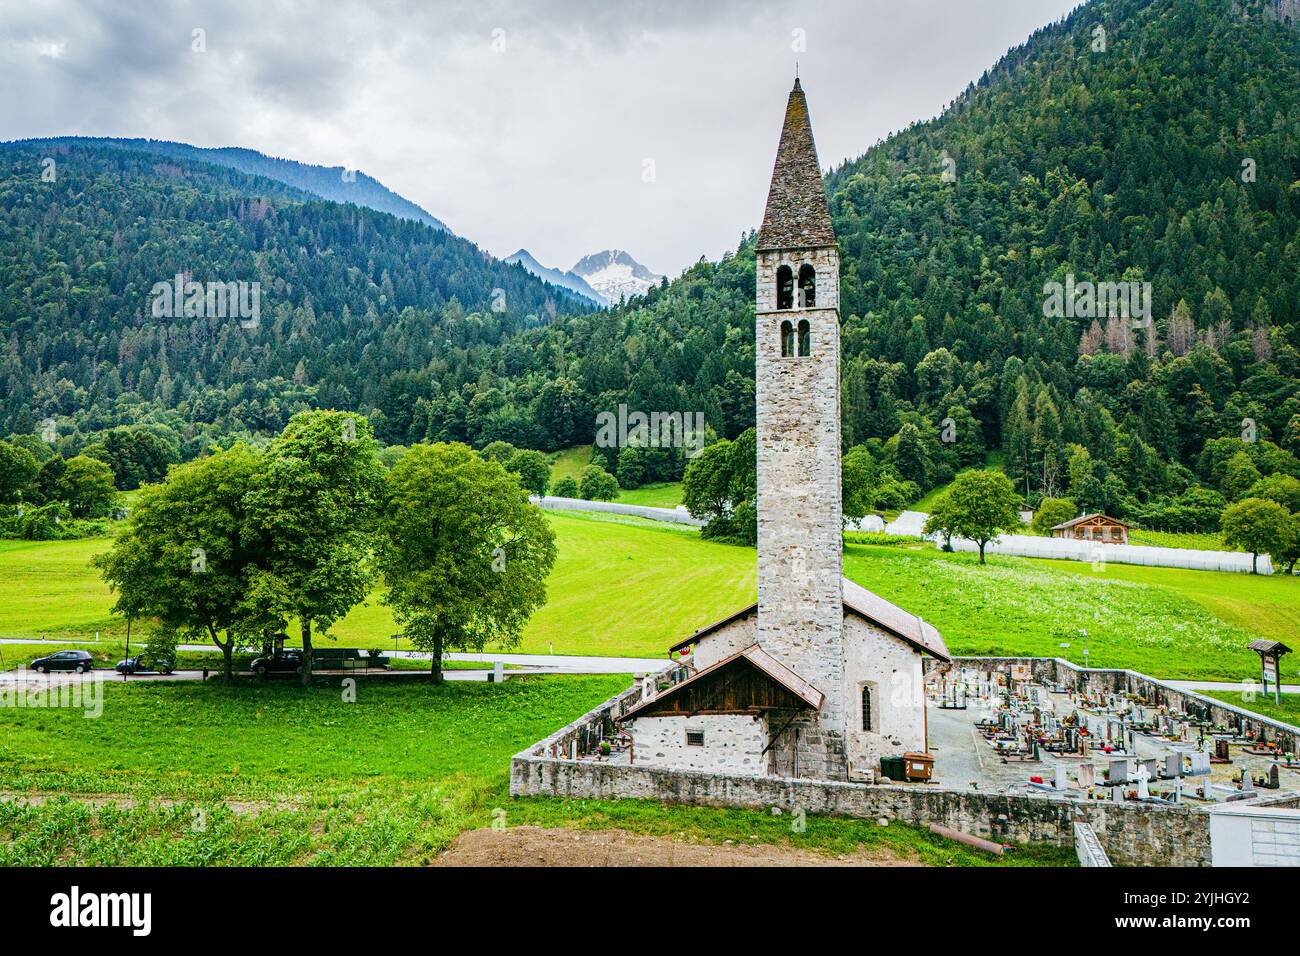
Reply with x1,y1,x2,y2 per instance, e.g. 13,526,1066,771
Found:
621,644,822,721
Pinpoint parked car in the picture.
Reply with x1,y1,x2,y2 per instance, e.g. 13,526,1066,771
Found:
29,650,95,674
115,653,174,676
249,648,304,676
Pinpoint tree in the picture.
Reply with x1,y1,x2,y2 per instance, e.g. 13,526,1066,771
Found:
842,446,883,524
893,422,929,487
480,441,517,464
1246,474,1300,514
0,440,39,504
81,426,179,491
1031,497,1077,536
1222,451,1263,501
244,411,384,685
1221,498,1295,574
616,446,646,489
58,455,118,518
377,443,557,683
578,464,619,502
505,449,550,496
923,492,959,551
942,469,1021,564
552,476,579,498
95,445,262,682
683,440,733,522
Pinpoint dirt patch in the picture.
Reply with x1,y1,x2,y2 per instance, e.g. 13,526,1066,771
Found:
432,826,922,867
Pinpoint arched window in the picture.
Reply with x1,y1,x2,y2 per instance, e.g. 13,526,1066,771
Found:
798,264,816,308
797,319,810,357
780,320,794,357
861,684,874,732
776,265,794,310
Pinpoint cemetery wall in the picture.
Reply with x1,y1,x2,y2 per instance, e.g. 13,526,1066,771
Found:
510,749,1211,865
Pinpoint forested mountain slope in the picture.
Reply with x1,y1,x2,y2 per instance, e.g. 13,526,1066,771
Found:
15,136,451,231
2,0,1299,528
0,140,589,455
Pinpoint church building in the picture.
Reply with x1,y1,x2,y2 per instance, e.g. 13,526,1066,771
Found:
619,79,950,783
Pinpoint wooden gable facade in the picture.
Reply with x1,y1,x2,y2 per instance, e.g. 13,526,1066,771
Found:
1051,513,1129,545
621,646,822,721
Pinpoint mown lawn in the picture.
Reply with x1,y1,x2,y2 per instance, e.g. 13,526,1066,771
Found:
843,542,1293,681
0,676,1069,866
3,512,1296,680
1203,690,1300,727
616,481,683,508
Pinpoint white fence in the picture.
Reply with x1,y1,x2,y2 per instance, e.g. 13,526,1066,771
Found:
533,495,704,527
944,531,1271,575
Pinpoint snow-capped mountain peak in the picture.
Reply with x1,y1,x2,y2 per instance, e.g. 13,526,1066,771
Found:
503,249,606,305
570,249,663,304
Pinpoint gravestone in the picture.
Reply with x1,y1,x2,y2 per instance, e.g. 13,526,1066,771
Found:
1109,758,1130,785
1078,763,1096,788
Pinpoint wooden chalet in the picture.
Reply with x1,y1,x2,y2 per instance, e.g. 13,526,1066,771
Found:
1050,512,1130,545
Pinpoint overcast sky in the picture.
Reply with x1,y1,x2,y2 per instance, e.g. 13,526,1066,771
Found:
1,0,1082,277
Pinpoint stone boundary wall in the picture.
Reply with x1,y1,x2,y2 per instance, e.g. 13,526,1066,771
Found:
930,657,1300,754
510,747,1212,866
512,656,1300,866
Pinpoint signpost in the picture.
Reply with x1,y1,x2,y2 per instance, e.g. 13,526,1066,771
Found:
1249,640,1292,705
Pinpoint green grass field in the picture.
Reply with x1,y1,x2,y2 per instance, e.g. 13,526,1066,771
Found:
1127,529,1229,551
2,511,1296,680
0,676,1069,865
615,481,683,508
1203,690,1300,727
547,445,592,484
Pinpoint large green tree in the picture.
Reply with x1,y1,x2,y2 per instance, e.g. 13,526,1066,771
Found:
377,443,557,683
244,410,384,685
942,469,1022,564
1222,497,1295,575
95,445,262,682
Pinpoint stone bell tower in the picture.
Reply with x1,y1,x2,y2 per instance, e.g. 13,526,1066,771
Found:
754,78,845,754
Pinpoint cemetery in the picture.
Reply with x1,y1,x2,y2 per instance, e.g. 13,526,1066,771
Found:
512,654,1300,866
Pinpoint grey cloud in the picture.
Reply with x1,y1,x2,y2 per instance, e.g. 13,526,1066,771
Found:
0,0,1080,274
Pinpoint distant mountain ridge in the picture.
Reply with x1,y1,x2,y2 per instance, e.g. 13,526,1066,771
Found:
9,136,450,233
504,249,607,305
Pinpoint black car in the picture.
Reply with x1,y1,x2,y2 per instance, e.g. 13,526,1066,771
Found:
115,653,174,676
29,649,95,674
249,649,304,676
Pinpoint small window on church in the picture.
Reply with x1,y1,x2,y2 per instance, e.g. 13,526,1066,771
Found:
686,729,705,747
861,685,874,733
797,319,811,357
798,263,816,308
776,265,794,310
780,320,794,357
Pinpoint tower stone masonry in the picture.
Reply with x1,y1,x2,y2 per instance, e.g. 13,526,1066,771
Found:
754,78,846,767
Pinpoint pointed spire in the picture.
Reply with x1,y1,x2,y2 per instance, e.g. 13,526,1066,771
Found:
757,78,836,251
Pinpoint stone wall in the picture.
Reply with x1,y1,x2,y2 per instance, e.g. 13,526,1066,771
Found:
842,614,926,777
509,751,1212,866
630,714,768,775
